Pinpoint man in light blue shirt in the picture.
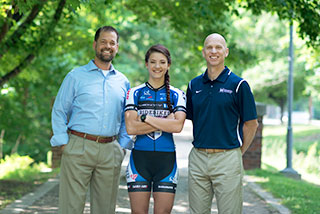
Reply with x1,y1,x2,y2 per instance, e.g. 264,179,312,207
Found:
50,26,132,214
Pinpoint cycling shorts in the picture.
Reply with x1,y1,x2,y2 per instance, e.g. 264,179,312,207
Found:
126,149,178,193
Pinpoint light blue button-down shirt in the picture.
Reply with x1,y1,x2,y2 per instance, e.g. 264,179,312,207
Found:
50,60,133,149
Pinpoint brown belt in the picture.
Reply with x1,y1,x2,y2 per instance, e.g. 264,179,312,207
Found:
69,129,116,143
196,148,228,153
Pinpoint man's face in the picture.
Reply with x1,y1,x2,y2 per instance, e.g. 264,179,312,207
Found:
202,34,229,68
94,31,118,63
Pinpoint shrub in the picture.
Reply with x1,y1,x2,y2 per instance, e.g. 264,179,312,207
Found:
0,154,52,182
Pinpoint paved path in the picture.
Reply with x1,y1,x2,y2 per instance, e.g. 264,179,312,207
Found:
1,121,290,214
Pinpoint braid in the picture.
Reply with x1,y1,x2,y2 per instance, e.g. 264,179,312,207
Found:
165,72,173,113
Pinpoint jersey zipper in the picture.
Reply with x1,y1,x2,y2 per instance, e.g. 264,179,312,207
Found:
153,91,157,151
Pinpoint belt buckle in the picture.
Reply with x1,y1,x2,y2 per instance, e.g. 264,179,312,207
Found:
96,136,100,142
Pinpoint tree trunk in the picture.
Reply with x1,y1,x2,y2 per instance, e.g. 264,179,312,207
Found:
0,0,66,87
308,96,313,122
280,106,284,124
279,100,285,124
0,9,12,43
11,134,22,154
0,130,5,159
0,54,35,87
0,2,22,43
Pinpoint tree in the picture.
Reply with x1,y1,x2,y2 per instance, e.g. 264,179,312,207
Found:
125,0,320,47
0,0,112,161
1,0,219,161
304,47,320,99
238,0,320,47
0,0,319,161
244,59,307,122
0,0,74,87
301,46,320,120
236,11,310,122
2,0,320,86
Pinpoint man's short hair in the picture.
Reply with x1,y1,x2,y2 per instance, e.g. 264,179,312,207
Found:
94,26,119,42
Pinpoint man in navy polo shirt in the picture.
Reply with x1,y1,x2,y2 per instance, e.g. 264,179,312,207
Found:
186,33,259,213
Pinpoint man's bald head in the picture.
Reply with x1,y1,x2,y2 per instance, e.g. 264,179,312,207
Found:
202,33,229,71
204,33,227,49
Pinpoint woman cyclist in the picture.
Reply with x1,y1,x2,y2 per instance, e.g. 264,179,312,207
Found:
124,44,186,214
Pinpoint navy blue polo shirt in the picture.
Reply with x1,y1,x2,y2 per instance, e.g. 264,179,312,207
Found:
186,66,257,149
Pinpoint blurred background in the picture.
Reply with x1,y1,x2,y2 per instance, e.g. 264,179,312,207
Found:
0,0,319,212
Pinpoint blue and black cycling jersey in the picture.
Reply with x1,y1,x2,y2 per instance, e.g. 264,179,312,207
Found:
125,82,187,152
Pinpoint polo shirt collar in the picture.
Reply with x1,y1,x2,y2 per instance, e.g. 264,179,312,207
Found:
202,66,230,83
87,60,116,74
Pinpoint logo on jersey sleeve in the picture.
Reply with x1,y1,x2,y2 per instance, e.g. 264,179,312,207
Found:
171,89,187,110
126,89,131,100
181,91,186,100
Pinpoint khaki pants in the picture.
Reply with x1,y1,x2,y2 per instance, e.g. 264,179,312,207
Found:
188,147,243,214
58,134,125,214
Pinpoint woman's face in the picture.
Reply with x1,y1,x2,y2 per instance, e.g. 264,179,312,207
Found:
146,52,170,82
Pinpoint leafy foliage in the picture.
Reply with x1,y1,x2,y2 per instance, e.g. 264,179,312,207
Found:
0,0,320,162
238,0,320,47
124,0,255,72
236,11,311,120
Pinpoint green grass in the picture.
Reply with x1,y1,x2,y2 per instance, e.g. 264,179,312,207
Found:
0,154,59,209
246,123,320,214
246,169,320,214
261,124,320,183
263,124,320,154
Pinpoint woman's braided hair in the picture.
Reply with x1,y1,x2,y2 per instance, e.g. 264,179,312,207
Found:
145,44,173,112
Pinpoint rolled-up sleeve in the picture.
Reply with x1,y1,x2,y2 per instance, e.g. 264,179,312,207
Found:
50,72,75,147
118,80,134,149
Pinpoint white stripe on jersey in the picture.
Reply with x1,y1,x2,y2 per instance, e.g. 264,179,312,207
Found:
236,118,243,146
236,79,245,93
170,85,186,109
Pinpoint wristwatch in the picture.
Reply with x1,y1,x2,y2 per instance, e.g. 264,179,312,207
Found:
140,114,147,122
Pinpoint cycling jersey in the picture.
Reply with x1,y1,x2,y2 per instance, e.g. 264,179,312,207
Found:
125,82,187,152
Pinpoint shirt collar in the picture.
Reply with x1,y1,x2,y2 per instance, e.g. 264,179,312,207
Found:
202,66,230,83
146,82,166,91
87,60,116,74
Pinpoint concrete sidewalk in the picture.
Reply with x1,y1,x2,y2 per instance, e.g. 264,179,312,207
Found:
1,121,291,213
